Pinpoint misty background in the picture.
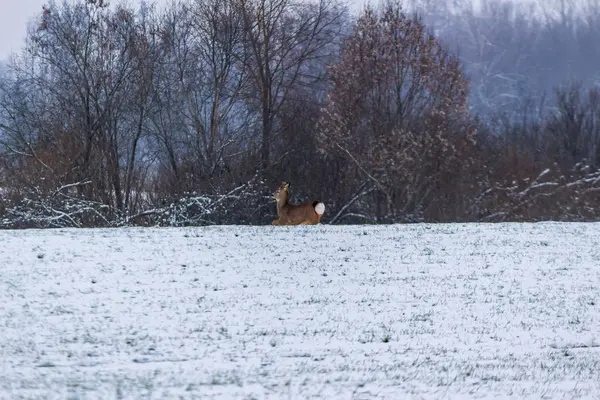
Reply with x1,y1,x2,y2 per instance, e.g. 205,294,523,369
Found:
0,0,599,227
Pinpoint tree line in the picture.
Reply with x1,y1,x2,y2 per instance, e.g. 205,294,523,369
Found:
0,0,599,228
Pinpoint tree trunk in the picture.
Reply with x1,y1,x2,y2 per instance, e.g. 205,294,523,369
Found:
261,103,271,171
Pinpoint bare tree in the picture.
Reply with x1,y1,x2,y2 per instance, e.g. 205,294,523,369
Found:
106,3,164,213
235,0,346,171
149,0,251,195
146,1,194,195
191,0,249,178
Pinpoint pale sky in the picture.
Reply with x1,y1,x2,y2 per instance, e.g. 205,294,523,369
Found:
0,0,546,62
0,0,162,60
1,0,46,59
1,0,369,61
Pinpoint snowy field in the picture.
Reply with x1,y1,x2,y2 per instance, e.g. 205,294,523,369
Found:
1,222,600,399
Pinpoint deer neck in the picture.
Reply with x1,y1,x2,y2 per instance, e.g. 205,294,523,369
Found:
276,192,289,214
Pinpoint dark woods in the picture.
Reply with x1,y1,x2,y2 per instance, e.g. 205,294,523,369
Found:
0,0,599,228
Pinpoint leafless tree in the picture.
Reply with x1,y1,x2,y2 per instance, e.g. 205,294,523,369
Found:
235,0,346,171
149,0,252,196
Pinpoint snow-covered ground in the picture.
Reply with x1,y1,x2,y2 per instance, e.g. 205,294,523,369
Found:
1,222,599,399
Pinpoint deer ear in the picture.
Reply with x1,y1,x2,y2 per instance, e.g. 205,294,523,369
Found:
284,183,290,190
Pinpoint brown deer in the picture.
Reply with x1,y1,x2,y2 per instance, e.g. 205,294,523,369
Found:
272,182,325,225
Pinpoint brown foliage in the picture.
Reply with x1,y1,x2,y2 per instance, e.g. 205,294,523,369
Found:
319,1,477,221
469,84,600,222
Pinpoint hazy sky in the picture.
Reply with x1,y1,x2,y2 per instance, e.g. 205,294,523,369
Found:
0,0,368,60
0,0,545,61
0,0,159,60
1,0,48,59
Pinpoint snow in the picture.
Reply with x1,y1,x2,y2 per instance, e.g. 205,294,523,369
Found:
1,222,600,399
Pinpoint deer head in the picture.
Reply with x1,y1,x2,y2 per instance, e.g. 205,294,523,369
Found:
273,181,290,202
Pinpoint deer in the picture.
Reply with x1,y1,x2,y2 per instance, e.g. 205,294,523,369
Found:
271,182,325,225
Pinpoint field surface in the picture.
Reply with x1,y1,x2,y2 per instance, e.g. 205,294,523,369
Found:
1,223,600,399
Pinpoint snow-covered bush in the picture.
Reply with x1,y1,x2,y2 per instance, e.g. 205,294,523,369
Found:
0,191,113,229
0,174,276,228
126,176,275,226
473,162,600,222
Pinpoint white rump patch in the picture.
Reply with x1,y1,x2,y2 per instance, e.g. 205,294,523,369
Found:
314,202,325,215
